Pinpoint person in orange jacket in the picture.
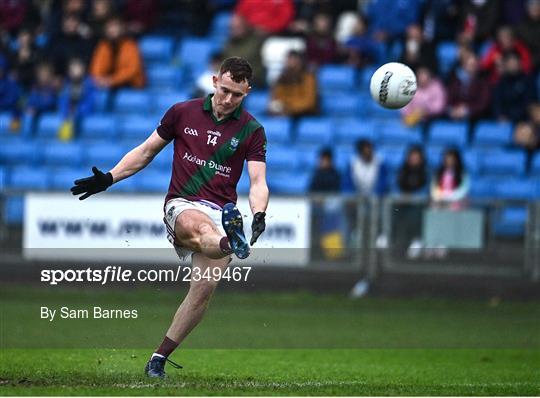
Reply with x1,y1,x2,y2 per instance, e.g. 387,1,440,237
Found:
90,16,145,89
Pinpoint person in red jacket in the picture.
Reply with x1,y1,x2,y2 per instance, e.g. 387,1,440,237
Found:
235,0,295,34
480,25,532,84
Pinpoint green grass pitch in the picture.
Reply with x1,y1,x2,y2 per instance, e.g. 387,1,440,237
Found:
0,285,539,395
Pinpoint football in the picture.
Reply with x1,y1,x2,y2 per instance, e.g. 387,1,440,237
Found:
369,62,417,109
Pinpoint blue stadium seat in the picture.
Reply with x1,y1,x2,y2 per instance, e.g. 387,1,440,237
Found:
359,66,377,89
334,144,355,172
378,145,407,172
462,150,480,176
267,171,310,194
8,166,50,190
4,195,24,225
425,145,445,169
139,36,174,64
378,120,422,146
147,64,180,89
245,91,269,116
470,177,498,199
479,150,526,177
177,37,216,78
266,145,299,171
473,121,512,148
437,41,459,75
210,12,232,38
36,113,64,138
295,144,323,169
0,140,39,165
428,121,468,147
133,170,170,192
93,89,110,112
42,142,83,167
335,118,375,144
296,117,332,145
0,112,13,136
118,115,158,140
492,206,527,237
154,91,190,115
0,166,5,190
367,99,401,120
256,117,290,144
79,114,118,140
530,153,540,176
495,178,538,200
83,143,125,170
108,176,137,192
320,93,361,116
50,167,88,190
318,65,356,92
114,90,150,113
149,144,174,170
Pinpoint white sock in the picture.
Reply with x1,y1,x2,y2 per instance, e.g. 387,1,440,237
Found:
151,353,166,360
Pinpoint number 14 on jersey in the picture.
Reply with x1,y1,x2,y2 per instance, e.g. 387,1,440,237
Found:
207,135,218,146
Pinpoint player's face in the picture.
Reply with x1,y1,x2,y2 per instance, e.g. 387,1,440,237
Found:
212,72,250,115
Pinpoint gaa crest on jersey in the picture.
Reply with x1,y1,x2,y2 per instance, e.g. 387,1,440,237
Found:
229,137,239,151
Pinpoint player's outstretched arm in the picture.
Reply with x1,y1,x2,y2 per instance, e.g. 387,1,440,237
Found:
71,130,169,200
247,160,269,245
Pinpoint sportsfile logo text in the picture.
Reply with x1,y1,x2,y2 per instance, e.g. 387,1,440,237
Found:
40,266,252,285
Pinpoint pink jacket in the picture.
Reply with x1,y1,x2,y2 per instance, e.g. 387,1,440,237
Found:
401,78,446,119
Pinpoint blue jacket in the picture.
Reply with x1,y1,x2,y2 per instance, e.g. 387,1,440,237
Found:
0,76,21,112
367,0,423,37
26,85,57,113
58,77,96,118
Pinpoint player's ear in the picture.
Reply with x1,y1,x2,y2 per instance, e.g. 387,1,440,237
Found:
212,75,218,89
245,85,251,96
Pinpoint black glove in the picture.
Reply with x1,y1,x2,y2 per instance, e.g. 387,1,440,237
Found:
70,166,113,200
250,212,266,245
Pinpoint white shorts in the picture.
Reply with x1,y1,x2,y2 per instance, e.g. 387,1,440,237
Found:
163,197,225,259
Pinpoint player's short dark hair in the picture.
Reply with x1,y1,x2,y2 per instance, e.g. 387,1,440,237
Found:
219,57,253,84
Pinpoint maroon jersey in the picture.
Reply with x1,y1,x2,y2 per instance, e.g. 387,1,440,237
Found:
157,95,266,208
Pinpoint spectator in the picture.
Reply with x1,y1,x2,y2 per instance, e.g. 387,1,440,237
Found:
195,52,222,97
514,103,540,167
458,0,500,45
0,55,21,130
446,52,491,121
25,62,57,116
397,146,428,194
235,0,295,34
305,13,337,66
481,25,532,84
399,24,438,73
366,0,423,43
90,16,145,89
516,0,540,70
49,13,93,75
123,0,157,36
396,145,428,258
222,14,265,88
87,0,115,41
309,148,341,192
351,139,385,196
0,0,29,34
421,0,459,42
268,50,318,117
431,148,470,209
343,14,380,68
401,65,446,126
493,52,537,122
8,27,41,91
58,57,96,140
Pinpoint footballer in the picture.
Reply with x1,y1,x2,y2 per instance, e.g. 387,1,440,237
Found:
71,57,269,378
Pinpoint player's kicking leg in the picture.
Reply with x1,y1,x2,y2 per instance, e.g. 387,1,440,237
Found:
145,204,248,378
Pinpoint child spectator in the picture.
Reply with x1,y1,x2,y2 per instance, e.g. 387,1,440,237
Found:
305,13,337,66
446,52,491,121
398,146,428,194
88,0,115,42
90,16,145,89
431,148,470,209
493,52,537,122
8,28,41,91
58,58,96,140
0,55,21,131
268,50,318,117
514,103,540,168
351,139,385,196
22,62,58,135
481,25,532,84
309,148,341,192
401,65,446,126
